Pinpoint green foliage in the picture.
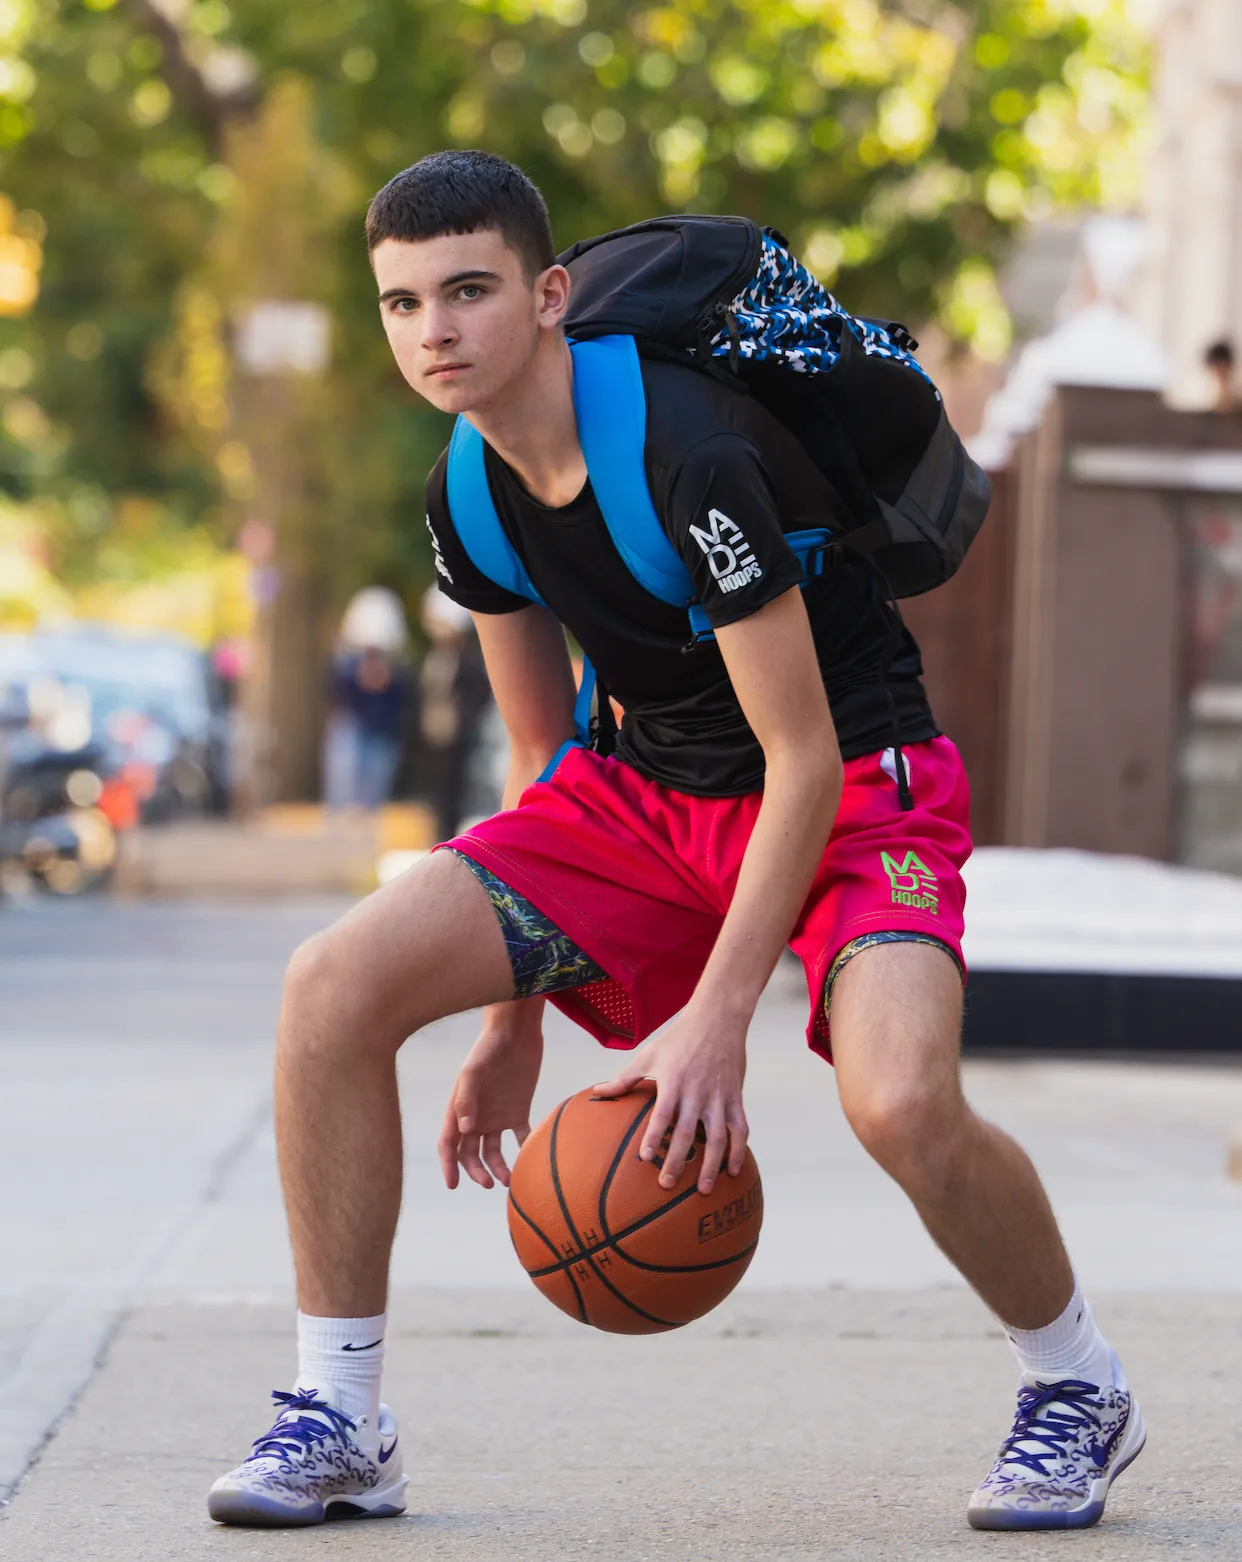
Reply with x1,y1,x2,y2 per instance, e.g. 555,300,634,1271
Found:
0,0,1150,608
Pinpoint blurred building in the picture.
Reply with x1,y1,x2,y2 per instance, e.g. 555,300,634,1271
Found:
1135,0,1242,409
904,0,1242,871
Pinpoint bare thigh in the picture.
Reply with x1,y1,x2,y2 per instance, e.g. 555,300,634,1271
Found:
291,848,516,1049
827,939,966,1145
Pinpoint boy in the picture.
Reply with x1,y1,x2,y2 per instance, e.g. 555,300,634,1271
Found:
209,151,1144,1532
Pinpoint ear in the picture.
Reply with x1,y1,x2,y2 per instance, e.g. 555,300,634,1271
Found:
535,264,571,330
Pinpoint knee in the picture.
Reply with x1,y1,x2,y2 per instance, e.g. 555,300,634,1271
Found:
283,930,337,1012
280,927,386,1061
840,1075,970,1191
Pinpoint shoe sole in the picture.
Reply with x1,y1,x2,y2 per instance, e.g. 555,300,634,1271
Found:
967,1401,1146,1532
208,1474,408,1528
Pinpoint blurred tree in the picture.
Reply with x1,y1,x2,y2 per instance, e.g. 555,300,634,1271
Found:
0,0,1150,795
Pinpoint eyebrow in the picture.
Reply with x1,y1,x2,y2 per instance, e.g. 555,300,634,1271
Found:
378,268,502,304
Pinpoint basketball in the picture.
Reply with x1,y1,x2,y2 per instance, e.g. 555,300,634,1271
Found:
506,1082,763,1333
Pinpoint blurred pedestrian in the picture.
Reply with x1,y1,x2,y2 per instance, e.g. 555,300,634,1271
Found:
1205,338,1238,412
417,585,491,840
323,588,410,811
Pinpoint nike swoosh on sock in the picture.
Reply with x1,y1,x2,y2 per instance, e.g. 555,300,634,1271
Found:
340,1338,383,1352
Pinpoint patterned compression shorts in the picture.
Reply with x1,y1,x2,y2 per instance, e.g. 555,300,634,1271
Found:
446,849,609,997
448,848,959,1023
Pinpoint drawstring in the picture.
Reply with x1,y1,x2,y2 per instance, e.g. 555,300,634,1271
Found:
875,583,914,812
678,547,914,811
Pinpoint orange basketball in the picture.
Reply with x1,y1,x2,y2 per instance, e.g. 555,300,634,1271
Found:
506,1082,763,1334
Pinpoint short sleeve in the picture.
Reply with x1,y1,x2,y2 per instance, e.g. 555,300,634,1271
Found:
424,451,532,615
663,433,806,629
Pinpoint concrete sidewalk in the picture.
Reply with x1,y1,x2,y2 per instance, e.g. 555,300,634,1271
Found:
2,896,1242,1557
1,1288,1239,1560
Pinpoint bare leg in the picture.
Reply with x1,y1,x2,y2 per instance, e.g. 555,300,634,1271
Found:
275,851,514,1316
829,940,1073,1329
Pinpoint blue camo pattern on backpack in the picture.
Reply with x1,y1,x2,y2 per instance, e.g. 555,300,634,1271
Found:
710,231,933,384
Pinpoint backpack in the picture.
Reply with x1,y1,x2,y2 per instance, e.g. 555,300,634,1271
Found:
444,216,991,801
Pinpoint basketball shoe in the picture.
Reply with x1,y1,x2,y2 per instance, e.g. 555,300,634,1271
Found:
208,1387,407,1527
967,1352,1145,1529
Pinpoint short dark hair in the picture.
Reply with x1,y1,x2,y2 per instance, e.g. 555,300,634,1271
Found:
1205,338,1235,370
365,151,555,280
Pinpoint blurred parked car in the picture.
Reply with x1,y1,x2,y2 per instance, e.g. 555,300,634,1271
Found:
0,625,219,895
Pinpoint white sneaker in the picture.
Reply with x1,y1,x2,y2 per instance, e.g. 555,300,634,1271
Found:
967,1352,1145,1530
208,1387,408,1527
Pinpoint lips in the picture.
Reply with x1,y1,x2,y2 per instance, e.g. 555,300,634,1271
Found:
426,363,470,379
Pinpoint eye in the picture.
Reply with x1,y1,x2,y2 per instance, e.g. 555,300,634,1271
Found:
392,297,418,313
456,284,484,301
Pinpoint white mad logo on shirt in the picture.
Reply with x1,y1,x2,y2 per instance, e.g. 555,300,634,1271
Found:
689,508,763,594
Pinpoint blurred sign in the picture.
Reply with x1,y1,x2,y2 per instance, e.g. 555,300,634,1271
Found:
235,301,330,377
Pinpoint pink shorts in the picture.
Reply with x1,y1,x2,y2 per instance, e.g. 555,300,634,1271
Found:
444,735,971,1061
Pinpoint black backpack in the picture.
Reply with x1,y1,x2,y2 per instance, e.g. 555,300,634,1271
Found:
557,214,991,599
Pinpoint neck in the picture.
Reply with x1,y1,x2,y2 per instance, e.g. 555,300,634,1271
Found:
464,332,585,507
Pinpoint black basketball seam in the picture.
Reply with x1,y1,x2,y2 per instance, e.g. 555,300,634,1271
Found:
528,1098,753,1281
549,1097,679,1330
525,1179,719,1278
597,1091,656,1239
508,1190,588,1324
611,1237,760,1274
595,1093,725,1258
506,1191,564,1265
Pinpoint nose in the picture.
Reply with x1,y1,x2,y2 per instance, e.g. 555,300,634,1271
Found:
420,301,457,353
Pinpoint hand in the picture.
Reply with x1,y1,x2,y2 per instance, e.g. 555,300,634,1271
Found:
438,1000,544,1191
592,1005,749,1195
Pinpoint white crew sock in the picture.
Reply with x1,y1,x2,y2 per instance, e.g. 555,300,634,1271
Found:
294,1311,386,1427
1002,1276,1114,1391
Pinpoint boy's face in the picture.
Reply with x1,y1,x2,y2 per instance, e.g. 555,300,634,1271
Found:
372,229,567,414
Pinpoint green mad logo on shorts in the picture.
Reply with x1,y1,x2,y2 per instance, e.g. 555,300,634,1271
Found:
881,850,939,913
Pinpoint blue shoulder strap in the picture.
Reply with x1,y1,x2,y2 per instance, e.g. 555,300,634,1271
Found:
445,414,594,756
569,335,692,608
571,338,837,637
445,416,546,606
444,336,690,609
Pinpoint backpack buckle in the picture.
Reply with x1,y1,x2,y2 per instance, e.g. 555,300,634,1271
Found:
887,321,919,352
785,527,838,581
683,602,717,652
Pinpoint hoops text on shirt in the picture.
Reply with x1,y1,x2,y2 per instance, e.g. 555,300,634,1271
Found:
689,507,764,594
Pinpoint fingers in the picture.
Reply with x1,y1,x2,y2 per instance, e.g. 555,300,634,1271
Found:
726,1105,750,1178
638,1084,677,1167
437,1096,462,1190
658,1106,700,1191
458,1134,495,1190
698,1112,728,1196
441,1073,493,1190
454,1074,479,1135
481,1130,512,1188
638,1089,747,1193
591,1064,649,1098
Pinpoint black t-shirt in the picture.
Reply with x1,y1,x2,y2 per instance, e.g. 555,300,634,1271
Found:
425,358,938,796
